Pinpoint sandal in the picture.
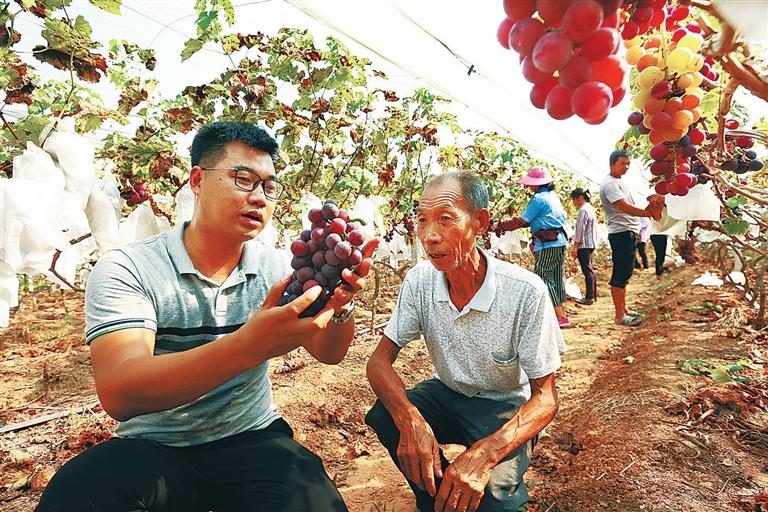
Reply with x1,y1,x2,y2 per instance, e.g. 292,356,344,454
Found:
616,315,643,326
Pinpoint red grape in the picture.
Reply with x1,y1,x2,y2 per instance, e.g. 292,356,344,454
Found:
545,85,575,120
571,81,612,122
589,55,626,90
530,77,559,109
508,18,546,56
522,55,554,84
559,56,592,89
532,32,573,74
562,0,604,42
580,28,620,61
503,0,536,20
497,17,516,49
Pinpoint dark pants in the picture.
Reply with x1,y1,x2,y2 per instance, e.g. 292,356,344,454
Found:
635,241,649,269
577,248,596,300
533,246,566,307
365,379,532,512
37,418,346,512
650,234,668,276
608,231,637,288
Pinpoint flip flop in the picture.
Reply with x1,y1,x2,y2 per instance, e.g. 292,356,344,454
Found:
616,315,643,326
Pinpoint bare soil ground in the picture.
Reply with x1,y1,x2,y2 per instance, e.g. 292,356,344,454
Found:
1,261,767,512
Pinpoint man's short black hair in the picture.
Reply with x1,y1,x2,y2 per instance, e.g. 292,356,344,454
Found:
424,171,489,213
190,121,279,167
609,149,631,166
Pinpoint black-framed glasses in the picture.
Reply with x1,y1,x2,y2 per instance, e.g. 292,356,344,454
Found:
201,167,284,200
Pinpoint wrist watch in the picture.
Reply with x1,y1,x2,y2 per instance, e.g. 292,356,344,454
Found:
331,299,356,324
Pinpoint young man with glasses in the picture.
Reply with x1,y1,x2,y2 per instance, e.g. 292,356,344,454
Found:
38,121,377,512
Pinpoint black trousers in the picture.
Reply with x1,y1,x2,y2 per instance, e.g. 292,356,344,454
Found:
635,242,649,269
577,248,596,300
650,234,668,276
608,231,637,288
36,418,346,512
365,379,531,512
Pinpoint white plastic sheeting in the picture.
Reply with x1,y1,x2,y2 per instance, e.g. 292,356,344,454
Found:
665,182,721,222
0,126,148,327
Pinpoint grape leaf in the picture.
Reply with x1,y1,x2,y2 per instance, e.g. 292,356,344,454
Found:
89,0,121,14
180,38,203,62
725,196,748,208
722,218,749,235
699,89,722,119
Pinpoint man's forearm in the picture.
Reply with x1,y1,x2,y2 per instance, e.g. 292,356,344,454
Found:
470,379,559,465
367,356,422,429
305,315,355,364
93,327,271,421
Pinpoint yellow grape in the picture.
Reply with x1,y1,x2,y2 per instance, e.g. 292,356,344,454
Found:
678,33,704,52
637,66,664,89
626,45,645,65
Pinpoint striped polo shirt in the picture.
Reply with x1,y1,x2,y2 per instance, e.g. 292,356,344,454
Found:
574,202,597,249
85,222,290,447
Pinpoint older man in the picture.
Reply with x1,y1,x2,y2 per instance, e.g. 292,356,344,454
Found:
366,171,566,512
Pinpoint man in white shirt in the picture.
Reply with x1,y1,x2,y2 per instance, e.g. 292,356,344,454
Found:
365,171,566,512
599,150,661,326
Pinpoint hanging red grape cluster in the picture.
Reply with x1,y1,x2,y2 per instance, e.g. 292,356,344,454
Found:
282,200,367,317
619,0,720,195
497,0,628,124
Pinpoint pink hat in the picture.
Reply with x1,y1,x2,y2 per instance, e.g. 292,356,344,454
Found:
517,167,553,186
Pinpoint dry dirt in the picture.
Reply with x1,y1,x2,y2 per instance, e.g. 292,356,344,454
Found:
1,260,767,512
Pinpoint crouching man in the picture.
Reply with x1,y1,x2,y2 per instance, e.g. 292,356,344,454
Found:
365,171,566,512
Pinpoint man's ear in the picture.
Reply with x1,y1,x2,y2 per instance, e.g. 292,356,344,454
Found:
475,208,491,235
189,166,203,195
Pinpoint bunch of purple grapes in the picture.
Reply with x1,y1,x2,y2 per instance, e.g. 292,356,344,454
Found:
123,181,150,206
280,200,366,317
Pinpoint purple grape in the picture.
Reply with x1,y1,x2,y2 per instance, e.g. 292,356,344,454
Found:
311,227,326,244
291,257,309,270
348,229,364,246
321,264,341,280
287,280,303,295
314,273,329,287
325,250,341,266
334,241,352,259
290,240,308,257
346,221,360,234
312,251,326,267
308,241,323,253
299,229,311,242
321,202,339,220
297,267,315,282
347,249,363,266
325,233,342,249
337,209,350,222
302,279,320,293
328,218,346,235
308,208,324,224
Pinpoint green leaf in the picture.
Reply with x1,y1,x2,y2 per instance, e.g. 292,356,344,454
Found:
89,0,121,14
707,367,733,383
180,38,204,62
700,89,722,119
725,364,744,374
725,196,747,208
310,66,333,85
737,358,763,370
722,218,749,236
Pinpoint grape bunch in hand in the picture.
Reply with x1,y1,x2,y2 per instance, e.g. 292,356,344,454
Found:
280,200,367,318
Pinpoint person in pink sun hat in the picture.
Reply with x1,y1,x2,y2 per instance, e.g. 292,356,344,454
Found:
505,167,571,328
